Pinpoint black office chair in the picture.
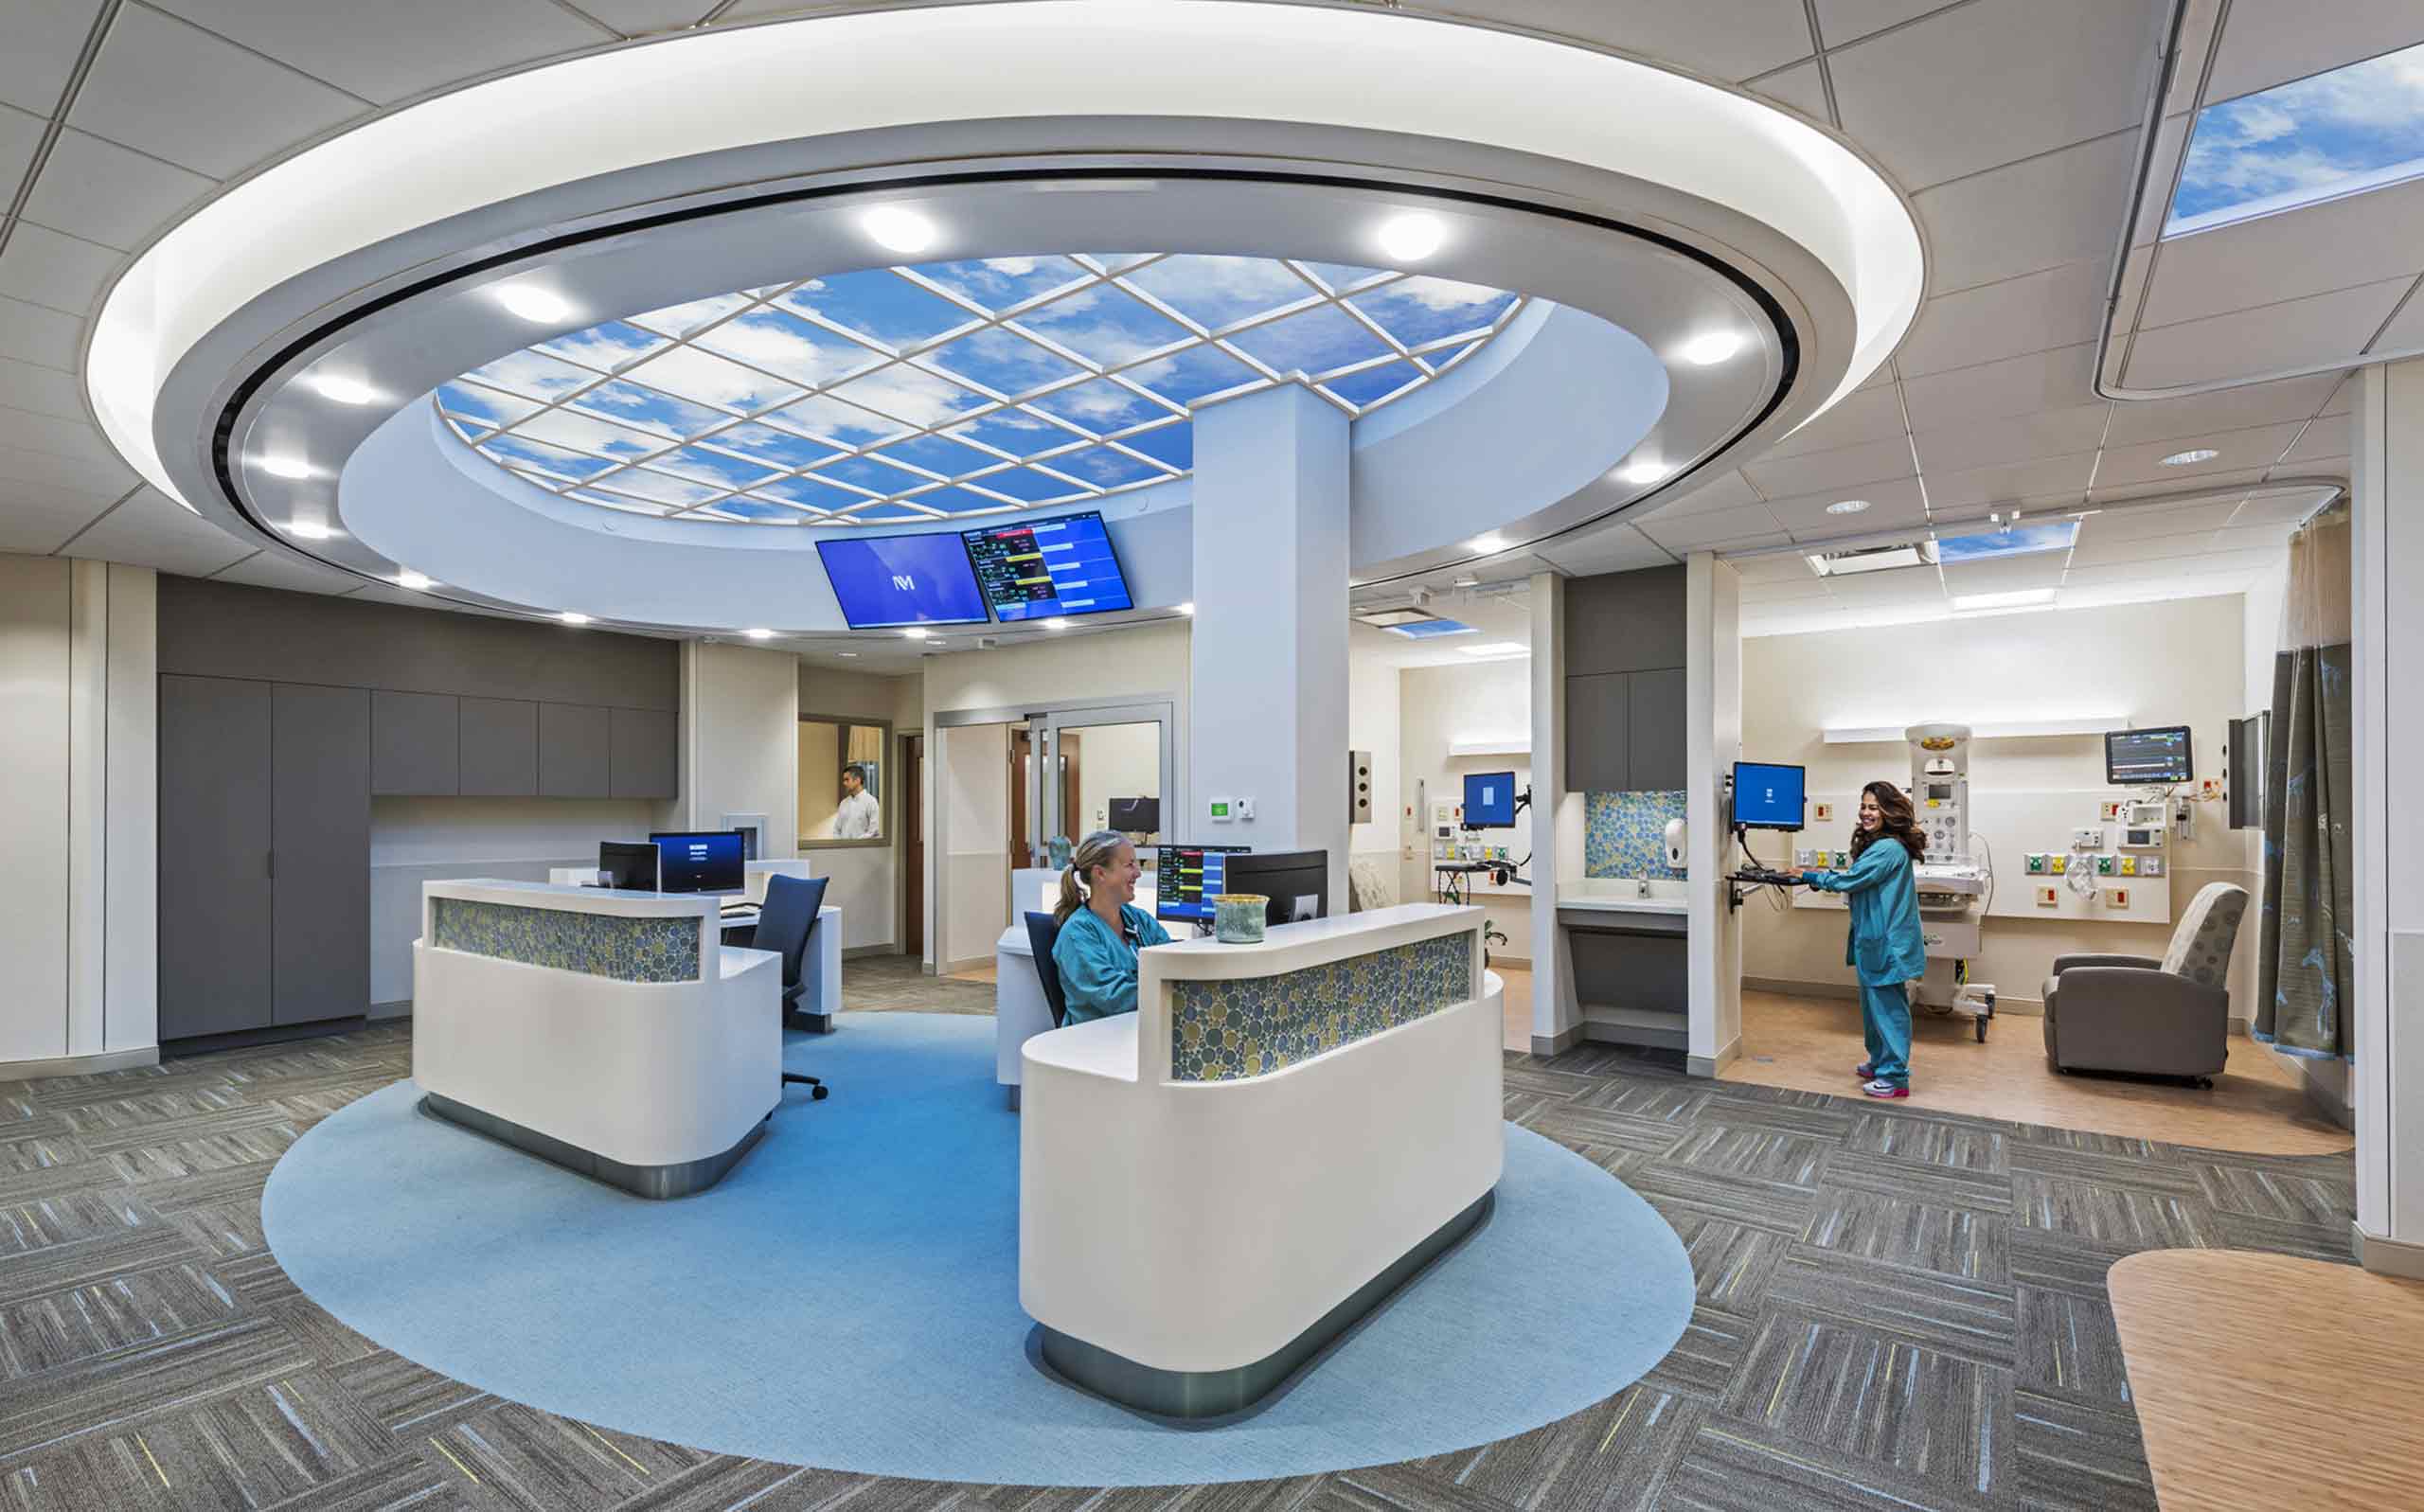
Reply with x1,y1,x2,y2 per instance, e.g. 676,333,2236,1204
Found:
756,874,831,1100
1024,912,1070,1028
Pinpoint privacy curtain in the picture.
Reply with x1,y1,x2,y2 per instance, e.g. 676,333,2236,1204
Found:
2255,501,2354,1060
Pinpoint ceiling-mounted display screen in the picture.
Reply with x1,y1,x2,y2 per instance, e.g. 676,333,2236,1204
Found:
962,510,1135,622
813,532,990,628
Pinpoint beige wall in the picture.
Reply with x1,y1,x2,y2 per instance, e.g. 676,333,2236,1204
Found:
941,720,1009,970
1348,632,1403,878
796,664,919,952
1741,593,2263,1012
681,640,798,859
1399,657,1535,961
1071,720,1162,837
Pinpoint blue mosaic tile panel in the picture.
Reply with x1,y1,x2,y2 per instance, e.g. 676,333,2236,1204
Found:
431,898,701,983
1584,791,1688,880
1169,931,1472,1082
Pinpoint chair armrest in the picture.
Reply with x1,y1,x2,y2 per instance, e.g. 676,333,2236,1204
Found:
2047,968,2229,1076
2052,952,2161,975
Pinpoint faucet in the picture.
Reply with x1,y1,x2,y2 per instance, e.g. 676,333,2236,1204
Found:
1634,877,1649,899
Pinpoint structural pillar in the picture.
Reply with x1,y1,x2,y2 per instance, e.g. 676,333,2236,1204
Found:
1188,383,1350,912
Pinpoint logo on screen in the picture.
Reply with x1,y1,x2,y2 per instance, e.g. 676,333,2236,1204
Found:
892,574,915,591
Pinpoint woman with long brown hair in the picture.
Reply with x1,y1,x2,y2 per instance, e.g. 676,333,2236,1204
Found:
1049,829,1173,1024
1788,781,1928,1098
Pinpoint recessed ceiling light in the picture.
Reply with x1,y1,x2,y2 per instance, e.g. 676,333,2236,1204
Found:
493,283,572,324
902,626,931,640
1952,588,2057,612
742,628,775,640
838,651,859,658
396,570,432,591
1678,330,1745,365
559,611,592,625
2160,448,2220,467
260,454,311,480
1827,498,1872,515
309,374,376,405
1377,211,1446,262
281,520,333,540
1041,616,1070,630
1456,641,1530,658
1468,533,1506,553
1616,460,1670,486
1176,601,1196,615
863,205,937,255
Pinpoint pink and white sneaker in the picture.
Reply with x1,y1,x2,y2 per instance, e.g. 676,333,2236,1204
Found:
1855,1061,1876,1080
1862,1078,1909,1099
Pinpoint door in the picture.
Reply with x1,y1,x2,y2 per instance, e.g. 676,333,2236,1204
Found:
159,675,275,1039
903,735,925,957
1038,703,1174,899
1009,727,1035,871
272,684,370,1025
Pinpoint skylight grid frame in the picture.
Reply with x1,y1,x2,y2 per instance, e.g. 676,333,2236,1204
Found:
441,256,1525,524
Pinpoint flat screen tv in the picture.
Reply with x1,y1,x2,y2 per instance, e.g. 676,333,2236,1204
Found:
814,531,990,629
963,510,1135,622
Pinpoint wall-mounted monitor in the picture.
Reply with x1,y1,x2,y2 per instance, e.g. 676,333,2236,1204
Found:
813,532,990,629
650,830,746,895
963,510,1135,622
2106,725,2193,787
1462,772,1518,828
1732,761,1806,831
1108,796,1160,832
1156,845,1245,924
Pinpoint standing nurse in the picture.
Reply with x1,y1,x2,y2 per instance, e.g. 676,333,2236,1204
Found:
1789,782,1928,1098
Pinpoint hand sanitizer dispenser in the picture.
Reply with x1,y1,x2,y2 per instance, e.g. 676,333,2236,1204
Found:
1664,817,1687,872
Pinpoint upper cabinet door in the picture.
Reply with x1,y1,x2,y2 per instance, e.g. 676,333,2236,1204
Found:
271,683,370,1026
158,675,275,1040
1563,566,1686,678
609,707,677,798
371,690,458,795
1628,668,1688,792
539,703,612,798
458,697,537,796
1564,672,1631,794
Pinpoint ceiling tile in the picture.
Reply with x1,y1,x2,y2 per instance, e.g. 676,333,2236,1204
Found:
1740,577,1835,604
1636,499,1789,549
1896,259,2108,378
152,0,609,106
2140,175,2424,329
1898,343,2101,430
2203,0,2424,104
0,446,133,506
1655,468,1764,512
1532,523,1676,576
2122,278,2412,388
0,103,44,189
2089,466,2269,506
2231,489,2336,525
569,0,713,35
2321,374,2357,416
2095,421,2306,488
1730,551,1827,584
0,356,85,420
1925,452,2097,510
1761,475,1930,537
2130,111,2191,249
0,412,129,474
56,485,253,576
1941,555,2068,595
2211,524,2297,556
0,0,104,116
2101,372,2342,445
1813,0,1958,45
0,483,116,554
209,548,362,595
2070,528,2216,568
1766,383,1906,458
0,294,83,370
2369,281,2424,356
1915,130,2140,294
1911,401,2110,473
2079,498,2241,542
0,222,117,314
2281,419,2350,465
21,129,218,251
1740,436,1912,496
68,3,365,179
1827,0,2159,189
1285,0,1824,80
1750,60,1829,121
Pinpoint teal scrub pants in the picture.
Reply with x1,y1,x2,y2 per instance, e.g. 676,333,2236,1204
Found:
1861,981,1913,1087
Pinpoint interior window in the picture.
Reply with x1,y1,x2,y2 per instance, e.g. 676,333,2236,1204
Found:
800,717,888,845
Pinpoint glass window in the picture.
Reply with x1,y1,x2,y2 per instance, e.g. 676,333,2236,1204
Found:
800,717,889,845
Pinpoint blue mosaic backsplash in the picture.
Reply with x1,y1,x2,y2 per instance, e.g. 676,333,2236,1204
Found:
1584,791,1688,880
1169,931,1472,1082
431,898,701,983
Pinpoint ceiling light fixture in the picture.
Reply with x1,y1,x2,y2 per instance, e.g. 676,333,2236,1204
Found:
2160,448,2220,467
1616,460,1670,487
396,570,432,591
1677,330,1746,365
741,628,776,640
281,521,333,540
560,611,592,625
1456,641,1530,658
493,283,572,324
902,626,931,640
260,454,311,480
1952,589,2057,612
1377,211,1445,262
1827,499,1871,515
1177,602,1196,616
863,205,937,255
309,374,376,405
1041,616,1070,630
1468,533,1506,553
838,651,859,658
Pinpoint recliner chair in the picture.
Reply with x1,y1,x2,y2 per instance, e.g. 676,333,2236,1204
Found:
2041,881,2249,1084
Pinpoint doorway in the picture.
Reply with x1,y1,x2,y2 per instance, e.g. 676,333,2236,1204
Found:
902,734,925,960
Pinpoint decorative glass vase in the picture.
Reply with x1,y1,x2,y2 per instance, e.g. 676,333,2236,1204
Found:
1214,894,1269,943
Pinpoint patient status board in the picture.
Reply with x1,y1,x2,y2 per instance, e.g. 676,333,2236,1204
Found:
965,513,1134,622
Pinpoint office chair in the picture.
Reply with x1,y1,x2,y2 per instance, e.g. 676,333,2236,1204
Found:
1025,912,1070,1027
756,874,832,1100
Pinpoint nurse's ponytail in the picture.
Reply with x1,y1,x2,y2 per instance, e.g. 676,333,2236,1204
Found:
1054,829,1132,926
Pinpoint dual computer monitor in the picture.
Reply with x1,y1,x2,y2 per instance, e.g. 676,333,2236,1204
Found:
597,831,747,895
1155,845,1328,928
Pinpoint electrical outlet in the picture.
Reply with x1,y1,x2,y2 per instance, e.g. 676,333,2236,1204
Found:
2096,853,2117,875
2108,886,2131,908
2140,856,2166,877
2050,855,2069,874
2100,801,2124,821
2036,886,2059,907
2025,853,2047,875
2118,855,2139,876
1813,802,1834,822
2200,777,2224,800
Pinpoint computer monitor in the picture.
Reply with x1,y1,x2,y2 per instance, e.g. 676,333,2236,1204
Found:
962,510,1136,622
1732,762,1806,831
1462,771,1518,828
1108,796,1160,833
1223,849,1328,927
1156,845,1245,924
650,830,746,895
2106,725,2193,786
597,841,659,891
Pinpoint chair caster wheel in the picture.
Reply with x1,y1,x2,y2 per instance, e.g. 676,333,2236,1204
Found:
811,1085,829,1100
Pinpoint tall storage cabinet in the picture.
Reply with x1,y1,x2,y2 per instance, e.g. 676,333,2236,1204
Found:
271,685,370,1024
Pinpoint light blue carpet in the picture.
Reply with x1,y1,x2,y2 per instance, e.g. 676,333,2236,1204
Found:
263,1012,1693,1485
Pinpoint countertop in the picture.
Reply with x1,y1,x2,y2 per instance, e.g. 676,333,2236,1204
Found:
1557,879,1688,916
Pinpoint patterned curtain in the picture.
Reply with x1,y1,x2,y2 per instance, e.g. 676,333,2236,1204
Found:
2255,502,2354,1060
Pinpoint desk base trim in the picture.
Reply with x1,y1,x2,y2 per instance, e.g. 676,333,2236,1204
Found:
419,1092,771,1200
1038,1188,1493,1420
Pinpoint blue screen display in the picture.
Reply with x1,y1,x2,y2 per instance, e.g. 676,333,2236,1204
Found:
1463,772,1518,827
1156,845,1242,923
651,830,745,894
1732,762,1806,829
964,511,1135,621
814,533,990,628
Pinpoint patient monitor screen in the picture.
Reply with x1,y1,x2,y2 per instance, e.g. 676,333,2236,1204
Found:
2105,725,2192,786
1156,845,1244,923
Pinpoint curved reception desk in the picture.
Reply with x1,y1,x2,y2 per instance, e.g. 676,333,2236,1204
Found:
412,880,780,1199
1021,903,1502,1416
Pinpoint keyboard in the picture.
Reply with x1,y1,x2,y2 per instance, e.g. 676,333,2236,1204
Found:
1729,867,1801,887
719,902,758,916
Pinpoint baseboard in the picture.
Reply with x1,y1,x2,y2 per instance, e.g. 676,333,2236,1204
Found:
2353,1223,2424,1280
1686,1035,1741,1079
369,1000,413,1022
842,943,895,961
942,952,994,976
0,1045,159,1080
1743,977,2045,1017
2296,1064,2358,1131
1529,1023,1583,1058
165,1018,365,1058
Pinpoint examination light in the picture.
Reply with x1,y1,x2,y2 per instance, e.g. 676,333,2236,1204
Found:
1377,212,1445,262
493,283,572,324
863,205,938,255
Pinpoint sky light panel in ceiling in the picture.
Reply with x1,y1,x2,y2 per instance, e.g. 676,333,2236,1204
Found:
436,255,1525,525
2168,41,2424,237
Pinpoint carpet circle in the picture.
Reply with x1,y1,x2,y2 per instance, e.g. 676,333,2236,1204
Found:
263,1012,1692,1485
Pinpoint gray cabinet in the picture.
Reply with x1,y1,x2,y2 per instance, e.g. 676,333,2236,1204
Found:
372,690,458,795
1628,668,1688,791
609,707,677,798
458,697,538,796
540,703,612,797
1565,565,1685,678
1566,673,1631,793
158,676,275,1040
272,685,370,1025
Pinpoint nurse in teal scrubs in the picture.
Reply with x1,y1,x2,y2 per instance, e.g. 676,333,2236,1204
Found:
1788,781,1928,1098
1051,829,1173,1025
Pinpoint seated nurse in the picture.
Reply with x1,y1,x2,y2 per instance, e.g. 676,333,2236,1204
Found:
1050,828,1174,1024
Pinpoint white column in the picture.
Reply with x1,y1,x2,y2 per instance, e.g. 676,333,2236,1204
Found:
1528,571,1580,1051
1188,383,1351,909
104,565,159,1054
2353,358,2424,1276
1685,553,1744,1076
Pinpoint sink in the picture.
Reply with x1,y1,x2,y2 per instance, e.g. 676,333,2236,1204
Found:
1559,878,1688,914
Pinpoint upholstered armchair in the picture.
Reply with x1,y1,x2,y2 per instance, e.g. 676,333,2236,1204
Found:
2041,881,2249,1084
